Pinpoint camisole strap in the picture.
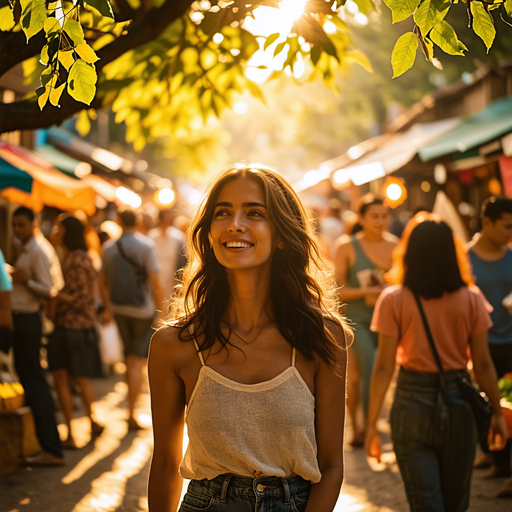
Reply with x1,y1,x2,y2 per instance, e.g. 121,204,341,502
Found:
188,324,205,366
291,347,296,367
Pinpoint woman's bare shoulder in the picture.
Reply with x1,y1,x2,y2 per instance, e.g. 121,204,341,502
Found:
383,232,400,245
324,317,350,351
150,324,191,369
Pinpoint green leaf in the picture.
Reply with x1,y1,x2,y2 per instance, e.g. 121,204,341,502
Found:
310,44,321,65
264,33,280,50
85,0,114,19
413,0,450,36
38,87,50,109
345,49,373,72
352,0,376,15
43,17,61,36
67,60,97,105
383,0,421,23
470,1,495,52
430,20,466,55
64,19,84,45
75,42,100,63
76,110,91,136
273,41,286,57
58,50,75,70
20,0,47,41
417,31,433,61
506,0,512,17
391,32,418,78
0,5,15,30
40,65,53,86
49,83,65,107
40,45,49,65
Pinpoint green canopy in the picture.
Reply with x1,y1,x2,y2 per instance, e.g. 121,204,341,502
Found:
34,144,81,177
0,157,33,192
419,96,512,162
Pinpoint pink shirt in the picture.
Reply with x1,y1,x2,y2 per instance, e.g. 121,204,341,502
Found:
370,285,492,373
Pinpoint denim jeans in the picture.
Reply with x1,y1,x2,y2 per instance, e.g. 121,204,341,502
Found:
390,367,477,512
179,474,311,512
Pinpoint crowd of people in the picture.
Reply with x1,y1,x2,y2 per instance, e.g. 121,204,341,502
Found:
0,204,187,465
0,164,511,512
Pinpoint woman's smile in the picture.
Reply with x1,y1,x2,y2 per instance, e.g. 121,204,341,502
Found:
210,178,279,270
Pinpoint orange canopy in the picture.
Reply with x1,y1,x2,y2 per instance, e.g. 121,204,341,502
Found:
0,142,117,215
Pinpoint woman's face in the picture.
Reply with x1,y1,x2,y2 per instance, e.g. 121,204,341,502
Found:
359,204,387,236
209,178,281,271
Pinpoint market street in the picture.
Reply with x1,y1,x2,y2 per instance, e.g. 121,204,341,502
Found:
1,372,509,512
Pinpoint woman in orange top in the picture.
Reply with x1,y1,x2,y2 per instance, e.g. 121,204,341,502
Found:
365,213,507,512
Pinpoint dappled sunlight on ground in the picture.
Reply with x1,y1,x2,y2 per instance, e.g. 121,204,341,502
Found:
1,373,510,512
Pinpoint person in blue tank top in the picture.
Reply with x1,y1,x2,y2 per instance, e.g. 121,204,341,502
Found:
333,194,398,446
467,196,512,498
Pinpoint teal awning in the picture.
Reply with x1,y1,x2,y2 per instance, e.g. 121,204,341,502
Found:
419,96,512,162
34,144,81,178
0,157,33,192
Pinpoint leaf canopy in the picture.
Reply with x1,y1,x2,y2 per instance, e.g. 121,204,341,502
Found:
0,0,510,145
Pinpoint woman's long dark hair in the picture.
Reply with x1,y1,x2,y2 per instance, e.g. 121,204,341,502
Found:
61,215,88,252
403,218,466,299
168,163,351,366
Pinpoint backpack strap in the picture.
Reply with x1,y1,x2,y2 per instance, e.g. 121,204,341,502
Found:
116,240,147,281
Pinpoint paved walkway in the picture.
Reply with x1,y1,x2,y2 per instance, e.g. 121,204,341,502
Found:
1,372,510,512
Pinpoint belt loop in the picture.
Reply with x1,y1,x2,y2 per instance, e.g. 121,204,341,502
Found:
220,475,232,502
281,477,291,504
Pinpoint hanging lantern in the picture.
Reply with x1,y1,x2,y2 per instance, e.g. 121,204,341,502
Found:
153,188,176,208
382,177,407,208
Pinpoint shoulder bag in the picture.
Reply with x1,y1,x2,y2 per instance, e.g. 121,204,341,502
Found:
413,292,493,453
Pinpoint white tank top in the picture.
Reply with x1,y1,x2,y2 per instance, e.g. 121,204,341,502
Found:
179,331,322,483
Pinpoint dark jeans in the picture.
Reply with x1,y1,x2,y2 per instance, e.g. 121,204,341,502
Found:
390,367,477,512
489,342,512,469
12,313,63,459
179,474,311,512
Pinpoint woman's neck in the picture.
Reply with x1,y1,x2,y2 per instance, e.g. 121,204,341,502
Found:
224,267,273,332
360,229,383,243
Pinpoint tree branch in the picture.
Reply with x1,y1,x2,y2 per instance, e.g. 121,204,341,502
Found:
0,0,192,134
0,30,46,78
112,0,138,22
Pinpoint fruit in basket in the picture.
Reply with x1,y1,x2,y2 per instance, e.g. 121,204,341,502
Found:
10,382,24,395
0,382,25,411
498,377,512,404
0,382,16,398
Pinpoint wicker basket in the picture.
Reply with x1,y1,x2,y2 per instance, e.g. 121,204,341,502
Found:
0,394,24,412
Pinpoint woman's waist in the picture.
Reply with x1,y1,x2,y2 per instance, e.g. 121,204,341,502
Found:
396,366,468,391
187,473,311,498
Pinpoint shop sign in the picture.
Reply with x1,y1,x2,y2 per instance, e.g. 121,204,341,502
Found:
499,157,512,198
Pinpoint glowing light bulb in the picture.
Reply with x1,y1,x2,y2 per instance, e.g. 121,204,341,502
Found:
386,183,402,201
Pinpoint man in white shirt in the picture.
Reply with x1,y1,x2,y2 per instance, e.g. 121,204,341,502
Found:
11,206,64,466
148,209,187,310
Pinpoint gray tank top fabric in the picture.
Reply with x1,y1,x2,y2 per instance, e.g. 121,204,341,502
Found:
179,327,322,483
346,235,377,325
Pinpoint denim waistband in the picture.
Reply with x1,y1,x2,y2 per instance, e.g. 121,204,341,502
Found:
188,474,310,502
397,366,467,391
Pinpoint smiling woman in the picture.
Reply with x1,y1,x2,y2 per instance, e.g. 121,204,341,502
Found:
147,163,352,512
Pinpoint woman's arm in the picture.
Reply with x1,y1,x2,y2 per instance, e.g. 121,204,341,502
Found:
305,325,347,512
470,331,508,451
148,326,187,512
365,334,398,462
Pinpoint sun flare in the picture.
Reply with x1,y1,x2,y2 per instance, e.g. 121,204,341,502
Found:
244,0,309,83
